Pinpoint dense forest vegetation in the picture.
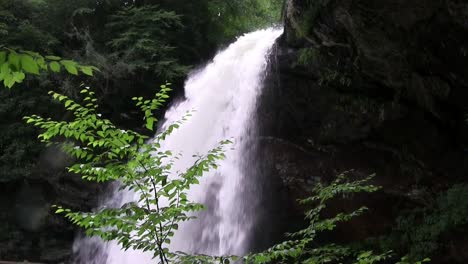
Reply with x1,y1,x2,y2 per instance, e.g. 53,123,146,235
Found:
0,0,282,183
2,0,468,263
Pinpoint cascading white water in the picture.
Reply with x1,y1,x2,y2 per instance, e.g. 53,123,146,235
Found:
73,27,282,264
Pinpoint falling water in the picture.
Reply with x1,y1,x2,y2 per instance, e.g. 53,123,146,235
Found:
73,27,282,263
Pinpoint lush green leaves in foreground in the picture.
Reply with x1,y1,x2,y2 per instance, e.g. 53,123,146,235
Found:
0,49,97,88
25,84,231,263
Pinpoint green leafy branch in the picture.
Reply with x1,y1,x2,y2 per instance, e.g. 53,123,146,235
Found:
0,49,98,88
243,172,429,264
133,83,172,131
25,83,231,263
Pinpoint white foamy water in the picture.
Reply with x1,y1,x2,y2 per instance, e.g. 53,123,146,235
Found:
73,27,282,263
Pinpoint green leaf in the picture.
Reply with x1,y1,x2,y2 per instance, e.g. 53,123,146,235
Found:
81,66,94,76
0,62,11,80
146,117,154,130
61,60,78,75
13,71,25,83
45,55,61,60
8,51,20,70
20,54,39,74
4,74,14,88
49,61,61,72
0,51,6,63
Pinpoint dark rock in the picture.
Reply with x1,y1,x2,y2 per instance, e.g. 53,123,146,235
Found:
256,0,468,262
0,148,102,263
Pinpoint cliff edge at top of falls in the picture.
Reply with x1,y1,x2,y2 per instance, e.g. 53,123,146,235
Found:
256,0,468,263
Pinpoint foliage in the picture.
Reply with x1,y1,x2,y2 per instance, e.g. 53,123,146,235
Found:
106,5,189,80
0,0,284,139
0,0,60,51
288,0,331,40
386,184,468,261
24,84,231,263
243,172,429,264
245,172,380,263
0,49,97,88
295,47,319,67
0,47,96,184
205,0,283,42
0,85,53,182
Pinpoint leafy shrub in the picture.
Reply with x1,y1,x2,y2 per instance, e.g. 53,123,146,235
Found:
244,172,429,264
390,184,468,260
25,84,231,263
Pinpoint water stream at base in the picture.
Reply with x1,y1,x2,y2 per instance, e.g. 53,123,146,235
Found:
73,27,283,264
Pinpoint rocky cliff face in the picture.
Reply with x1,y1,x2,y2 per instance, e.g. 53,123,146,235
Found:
257,0,468,262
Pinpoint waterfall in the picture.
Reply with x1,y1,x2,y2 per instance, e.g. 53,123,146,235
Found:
73,27,282,263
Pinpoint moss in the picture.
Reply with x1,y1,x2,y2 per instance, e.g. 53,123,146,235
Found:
335,95,382,117
292,0,332,39
295,47,319,66
318,68,353,87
